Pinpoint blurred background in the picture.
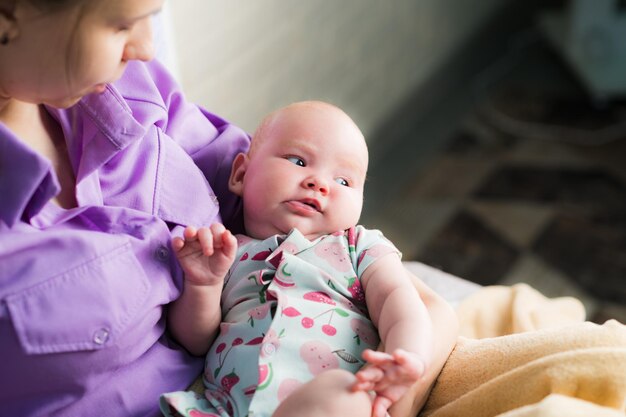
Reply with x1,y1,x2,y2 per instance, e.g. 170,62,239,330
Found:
161,0,626,323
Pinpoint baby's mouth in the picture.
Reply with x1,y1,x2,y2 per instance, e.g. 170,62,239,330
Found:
298,198,321,212
286,199,322,214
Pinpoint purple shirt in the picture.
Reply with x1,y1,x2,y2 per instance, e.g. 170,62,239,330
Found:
0,60,250,416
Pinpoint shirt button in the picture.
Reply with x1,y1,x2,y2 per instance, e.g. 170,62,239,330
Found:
93,328,110,345
156,245,170,262
261,342,276,357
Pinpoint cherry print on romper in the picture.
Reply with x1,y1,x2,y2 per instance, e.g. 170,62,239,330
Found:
212,337,263,379
251,249,272,260
299,307,349,335
292,290,353,334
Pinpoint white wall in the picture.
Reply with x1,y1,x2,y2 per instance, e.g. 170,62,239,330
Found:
168,1,504,140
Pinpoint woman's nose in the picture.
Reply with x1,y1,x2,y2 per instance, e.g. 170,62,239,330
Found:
123,19,155,62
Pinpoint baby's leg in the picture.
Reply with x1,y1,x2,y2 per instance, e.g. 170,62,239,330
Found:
272,369,373,417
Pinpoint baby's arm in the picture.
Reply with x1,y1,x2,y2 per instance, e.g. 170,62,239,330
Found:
354,254,434,417
168,224,237,356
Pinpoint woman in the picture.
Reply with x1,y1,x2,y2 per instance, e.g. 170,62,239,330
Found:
0,1,457,416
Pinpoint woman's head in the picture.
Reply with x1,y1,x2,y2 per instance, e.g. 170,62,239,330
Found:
14,0,87,12
0,0,163,108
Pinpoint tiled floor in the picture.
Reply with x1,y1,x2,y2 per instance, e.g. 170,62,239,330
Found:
362,37,626,324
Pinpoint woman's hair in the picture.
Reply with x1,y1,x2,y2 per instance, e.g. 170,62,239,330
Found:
17,0,95,98
24,0,88,12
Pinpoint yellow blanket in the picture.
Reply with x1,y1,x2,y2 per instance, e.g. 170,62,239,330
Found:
420,284,626,417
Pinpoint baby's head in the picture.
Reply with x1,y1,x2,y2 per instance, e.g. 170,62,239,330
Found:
229,101,368,240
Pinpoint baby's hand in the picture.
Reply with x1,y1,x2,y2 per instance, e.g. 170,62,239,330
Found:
172,224,237,287
352,349,426,417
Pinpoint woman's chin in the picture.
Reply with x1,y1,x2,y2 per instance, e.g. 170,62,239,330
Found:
45,86,107,108
44,96,83,109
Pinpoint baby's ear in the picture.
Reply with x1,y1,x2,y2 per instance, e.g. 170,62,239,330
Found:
228,153,249,196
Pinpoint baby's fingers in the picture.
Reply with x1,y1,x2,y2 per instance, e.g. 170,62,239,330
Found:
362,349,394,366
352,366,384,392
351,379,375,392
196,227,215,256
171,236,185,252
208,223,227,249
221,229,238,260
208,224,237,259
372,395,392,417
357,365,384,383
173,226,198,253
182,226,199,241
393,350,426,379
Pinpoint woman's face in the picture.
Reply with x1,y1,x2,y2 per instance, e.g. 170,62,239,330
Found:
5,0,164,108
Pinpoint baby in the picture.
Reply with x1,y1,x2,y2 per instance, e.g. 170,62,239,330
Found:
161,101,433,417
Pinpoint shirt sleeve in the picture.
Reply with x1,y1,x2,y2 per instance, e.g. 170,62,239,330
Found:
114,60,251,233
351,225,402,278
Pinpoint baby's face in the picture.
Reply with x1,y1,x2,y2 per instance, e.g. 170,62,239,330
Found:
237,103,368,240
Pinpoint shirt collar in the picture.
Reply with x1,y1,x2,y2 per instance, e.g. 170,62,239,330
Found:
55,84,146,183
0,84,146,227
0,122,60,227
76,83,146,150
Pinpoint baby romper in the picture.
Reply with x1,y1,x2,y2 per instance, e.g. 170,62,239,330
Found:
161,226,399,417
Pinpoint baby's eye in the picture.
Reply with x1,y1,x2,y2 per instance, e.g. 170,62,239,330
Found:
335,178,350,187
286,156,305,167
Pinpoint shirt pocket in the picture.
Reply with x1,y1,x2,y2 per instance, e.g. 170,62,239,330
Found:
6,242,150,355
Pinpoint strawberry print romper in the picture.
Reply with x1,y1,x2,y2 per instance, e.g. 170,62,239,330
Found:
160,226,399,417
